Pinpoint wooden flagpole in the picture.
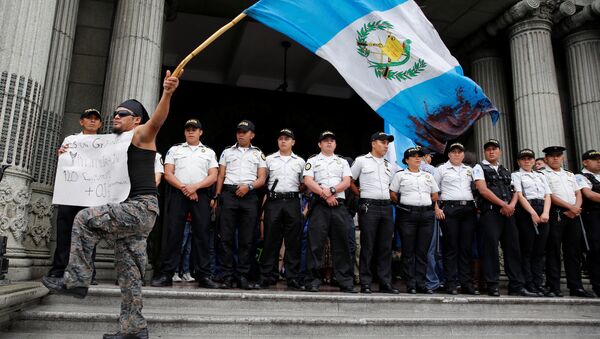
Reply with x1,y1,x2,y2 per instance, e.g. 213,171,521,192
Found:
172,12,248,78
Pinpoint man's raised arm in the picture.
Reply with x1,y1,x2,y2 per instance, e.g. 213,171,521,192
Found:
137,70,180,144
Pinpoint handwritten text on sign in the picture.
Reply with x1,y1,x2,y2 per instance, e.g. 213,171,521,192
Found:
52,131,134,206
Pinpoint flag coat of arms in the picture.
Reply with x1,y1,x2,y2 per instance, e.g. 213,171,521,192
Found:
245,0,498,153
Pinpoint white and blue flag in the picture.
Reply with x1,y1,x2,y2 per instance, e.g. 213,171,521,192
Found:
245,0,498,153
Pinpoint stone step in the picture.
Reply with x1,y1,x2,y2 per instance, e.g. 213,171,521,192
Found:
3,283,600,337
40,284,600,317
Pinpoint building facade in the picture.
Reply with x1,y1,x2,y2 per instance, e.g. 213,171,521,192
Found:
0,0,598,280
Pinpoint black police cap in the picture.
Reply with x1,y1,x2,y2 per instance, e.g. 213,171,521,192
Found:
483,139,501,149
278,128,295,139
236,120,255,132
542,146,566,155
517,148,535,159
582,150,600,161
319,130,336,141
80,108,101,119
402,146,425,164
370,132,394,142
184,119,202,129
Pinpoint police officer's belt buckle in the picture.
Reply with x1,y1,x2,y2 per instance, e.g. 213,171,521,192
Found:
359,198,391,206
444,200,472,207
269,192,298,200
396,204,433,212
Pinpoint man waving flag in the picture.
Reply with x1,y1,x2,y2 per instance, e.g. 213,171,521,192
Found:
245,0,498,153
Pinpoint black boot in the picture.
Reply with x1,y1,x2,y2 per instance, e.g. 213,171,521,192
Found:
42,276,88,299
150,273,172,287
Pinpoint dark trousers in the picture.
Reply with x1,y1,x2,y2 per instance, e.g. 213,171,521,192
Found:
396,208,434,290
159,189,212,278
48,205,96,278
479,208,524,291
515,205,549,288
260,198,303,282
582,209,600,293
305,202,354,288
546,207,584,291
358,202,394,287
218,190,259,278
440,203,477,289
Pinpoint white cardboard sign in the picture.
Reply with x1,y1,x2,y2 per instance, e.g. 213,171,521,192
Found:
52,131,134,206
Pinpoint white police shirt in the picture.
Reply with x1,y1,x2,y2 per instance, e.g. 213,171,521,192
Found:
390,170,439,206
154,153,164,174
219,144,266,185
434,161,474,201
350,153,394,200
542,167,580,205
266,151,305,193
575,169,600,190
303,153,352,199
511,169,551,200
165,142,218,185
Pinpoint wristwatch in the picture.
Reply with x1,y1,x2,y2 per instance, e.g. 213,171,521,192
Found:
329,186,337,194
248,183,254,191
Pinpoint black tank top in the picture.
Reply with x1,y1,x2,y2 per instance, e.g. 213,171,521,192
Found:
127,144,157,197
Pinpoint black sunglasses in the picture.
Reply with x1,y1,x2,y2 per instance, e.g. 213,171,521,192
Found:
112,110,136,118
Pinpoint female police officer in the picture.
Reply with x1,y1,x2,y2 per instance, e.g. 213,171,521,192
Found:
512,148,552,297
390,147,439,294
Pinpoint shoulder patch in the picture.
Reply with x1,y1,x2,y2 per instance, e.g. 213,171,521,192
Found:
261,152,266,161
305,163,312,171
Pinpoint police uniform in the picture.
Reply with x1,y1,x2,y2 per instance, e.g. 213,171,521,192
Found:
473,139,528,296
511,149,552,295
576,150,600,296
351,135,396,293
541,146,589,296
218,135,266,286
434,143,478,294
158,139,218,284
303,144,355,292
390,147,439,293
260,142,305,289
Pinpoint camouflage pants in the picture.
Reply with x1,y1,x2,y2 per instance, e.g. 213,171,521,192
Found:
63,195,159,333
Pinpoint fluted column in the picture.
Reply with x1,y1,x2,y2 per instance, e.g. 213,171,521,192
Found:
26,0,80,278
470,48,514,168
564,29,600,158
101,0,165,126
0,0,58,280
509,3,565,156
95,0,165,279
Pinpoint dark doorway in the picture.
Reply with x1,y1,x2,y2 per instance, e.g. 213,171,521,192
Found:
157,79,384,160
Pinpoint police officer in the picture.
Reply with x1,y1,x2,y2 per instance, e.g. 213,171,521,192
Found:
350,132,399,294
473,139,536,297
46,108,102,283
542,146,594,297
214,120,267,289
390,147,439,294
512,149,552,296
151,119,222,289
259,128,305,290
576,150,600,297
434,142,479,295
303,131,356,293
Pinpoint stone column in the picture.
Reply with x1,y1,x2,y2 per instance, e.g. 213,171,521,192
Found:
470,48,514,168
564,29,600,158
27,0,81,278
509,2,566,156
101,0,165,124
96,0,165,279
0,0,58,280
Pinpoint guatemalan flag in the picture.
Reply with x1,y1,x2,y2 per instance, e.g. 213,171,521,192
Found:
245,0,499,153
